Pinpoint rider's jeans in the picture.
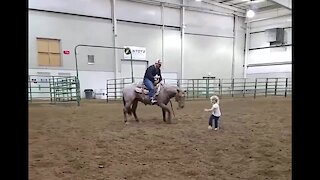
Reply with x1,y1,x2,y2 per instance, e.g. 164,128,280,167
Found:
143,78,154,99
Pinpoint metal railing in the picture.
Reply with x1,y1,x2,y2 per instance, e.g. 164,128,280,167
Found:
106,77,291,102
28,75,81,105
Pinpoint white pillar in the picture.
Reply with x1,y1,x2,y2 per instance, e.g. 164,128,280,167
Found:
243,22,250,78
180,1,185,79
231,15,236,79
161,3,165,68
111,0,118,79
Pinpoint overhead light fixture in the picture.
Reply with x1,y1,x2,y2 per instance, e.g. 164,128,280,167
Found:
195,0,202,2
246,9,255,18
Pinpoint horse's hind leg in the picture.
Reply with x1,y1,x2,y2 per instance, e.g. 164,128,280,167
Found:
132,100,140,122
123,103,133,124
123,107,129,124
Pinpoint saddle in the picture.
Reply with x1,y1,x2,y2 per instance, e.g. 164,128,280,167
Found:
135,83,161,96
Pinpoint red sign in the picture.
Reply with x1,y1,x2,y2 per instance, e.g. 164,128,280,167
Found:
63,50,70,55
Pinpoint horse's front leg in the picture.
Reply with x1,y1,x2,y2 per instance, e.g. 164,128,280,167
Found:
158,103,171,124
162,109,166,122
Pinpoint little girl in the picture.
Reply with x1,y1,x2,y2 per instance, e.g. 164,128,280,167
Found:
204,95,221,130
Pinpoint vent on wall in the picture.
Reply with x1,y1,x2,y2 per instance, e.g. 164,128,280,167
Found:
265,28,285,45
88,55,95,64
58,72,71,76
37,72,51,76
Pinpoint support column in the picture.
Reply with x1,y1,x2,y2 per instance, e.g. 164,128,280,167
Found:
161,3,165,68
231,15,236,79
243,22,250,78
111,0,118,79
180,1,185,79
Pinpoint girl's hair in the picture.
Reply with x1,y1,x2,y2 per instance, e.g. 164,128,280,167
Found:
210,95,220,104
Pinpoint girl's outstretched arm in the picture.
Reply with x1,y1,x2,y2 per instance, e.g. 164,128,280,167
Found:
204,105,214,112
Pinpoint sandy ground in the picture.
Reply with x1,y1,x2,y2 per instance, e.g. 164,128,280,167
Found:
29,96,291,180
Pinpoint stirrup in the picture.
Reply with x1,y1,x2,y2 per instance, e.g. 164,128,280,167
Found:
150,99,157,104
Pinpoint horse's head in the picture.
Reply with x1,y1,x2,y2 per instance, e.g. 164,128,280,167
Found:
175,88,186,109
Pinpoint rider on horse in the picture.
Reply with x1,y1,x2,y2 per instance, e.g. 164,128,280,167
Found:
143,59,163,104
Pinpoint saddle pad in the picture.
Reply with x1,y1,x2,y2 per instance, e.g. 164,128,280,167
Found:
135,84,161,95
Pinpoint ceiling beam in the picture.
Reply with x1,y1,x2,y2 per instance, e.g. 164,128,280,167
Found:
126,0,246,17
255,4,282,12
202,0,246,13
268,0,292,10
245,12,291,23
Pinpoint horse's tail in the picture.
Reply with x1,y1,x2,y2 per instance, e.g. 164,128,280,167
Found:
122,96,126,106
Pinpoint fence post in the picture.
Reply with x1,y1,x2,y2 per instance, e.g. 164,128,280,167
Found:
122,78,124,91
220,79,223,96
243,78,246,97
53,76,56,103
186,80,189,99
106,80,109,103
265,78,268,97
231,78,234,97
197,79,199,98
285,78,288,97
114,79,117,100
49,77,53,102
206,79,209,98
28,76,32,102
68,78,72,101
76,77,80,106
254,78,257,99
275,78,278,96
192,79,195,99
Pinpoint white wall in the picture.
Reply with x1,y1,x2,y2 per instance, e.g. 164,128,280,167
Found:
246,9,292,78
29,0,247,86
29,0,112,18
163,29,182,73
29,69,114,98
185,10,233,37
28,10,115,71
184,34,233,79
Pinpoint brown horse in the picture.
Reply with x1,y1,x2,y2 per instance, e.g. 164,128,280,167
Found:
122,83,186,124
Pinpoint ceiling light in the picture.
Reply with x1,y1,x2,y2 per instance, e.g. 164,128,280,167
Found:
246,9,255,18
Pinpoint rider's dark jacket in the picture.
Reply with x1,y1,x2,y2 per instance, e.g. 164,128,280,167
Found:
143,65,162,83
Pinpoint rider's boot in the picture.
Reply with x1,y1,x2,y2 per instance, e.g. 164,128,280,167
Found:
150,97,157,104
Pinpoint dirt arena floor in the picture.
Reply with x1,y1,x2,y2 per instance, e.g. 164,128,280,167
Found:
29,96,291,180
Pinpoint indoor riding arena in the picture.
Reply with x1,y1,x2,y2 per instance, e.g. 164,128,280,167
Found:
29,0,292,179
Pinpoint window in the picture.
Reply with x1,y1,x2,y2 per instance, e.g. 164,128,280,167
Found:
37,38,61,66
88,55,95,64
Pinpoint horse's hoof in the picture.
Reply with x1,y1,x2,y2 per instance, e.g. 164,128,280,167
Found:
125,122,130,125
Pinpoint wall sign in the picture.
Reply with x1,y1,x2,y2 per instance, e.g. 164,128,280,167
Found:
63,50,70,55
123,46,146,60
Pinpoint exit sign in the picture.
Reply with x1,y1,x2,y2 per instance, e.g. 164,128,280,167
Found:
63,50,70,54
